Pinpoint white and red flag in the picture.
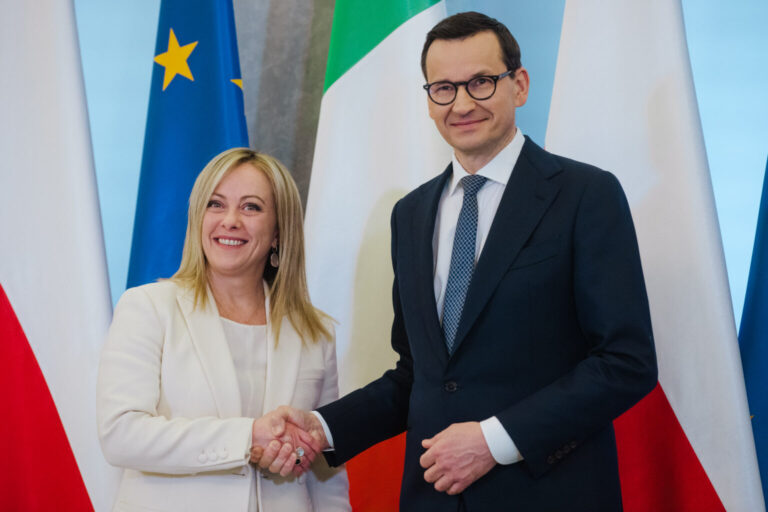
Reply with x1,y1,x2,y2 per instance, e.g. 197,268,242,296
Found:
546,1,763,510
0,1,120,510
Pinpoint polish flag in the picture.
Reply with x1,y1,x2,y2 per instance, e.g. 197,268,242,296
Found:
545,1,763,510
0,1,121,510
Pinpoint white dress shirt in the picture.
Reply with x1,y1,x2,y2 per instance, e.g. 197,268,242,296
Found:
432,128,525,465
315,129,526,465
221,318,268,512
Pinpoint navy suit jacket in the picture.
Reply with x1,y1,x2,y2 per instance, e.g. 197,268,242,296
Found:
319,137,657,511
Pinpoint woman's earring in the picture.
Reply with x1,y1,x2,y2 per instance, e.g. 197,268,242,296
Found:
270,246,279,268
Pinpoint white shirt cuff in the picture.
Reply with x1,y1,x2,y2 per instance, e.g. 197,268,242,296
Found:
480,416,523,465
311,411,335,449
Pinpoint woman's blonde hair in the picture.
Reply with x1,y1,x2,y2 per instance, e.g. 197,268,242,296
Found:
171,147,331,344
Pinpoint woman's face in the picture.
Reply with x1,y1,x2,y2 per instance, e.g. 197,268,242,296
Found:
201,162,278,282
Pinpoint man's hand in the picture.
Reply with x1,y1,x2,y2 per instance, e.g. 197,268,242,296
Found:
250,409,321,477
420,422,496,495
274,405,329,449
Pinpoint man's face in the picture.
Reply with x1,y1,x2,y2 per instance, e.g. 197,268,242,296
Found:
425,31,529,168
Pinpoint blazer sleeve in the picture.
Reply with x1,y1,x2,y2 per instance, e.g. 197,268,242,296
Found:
317,201,413,464
96,286,254,475
306,325,351,511
498,170,657,477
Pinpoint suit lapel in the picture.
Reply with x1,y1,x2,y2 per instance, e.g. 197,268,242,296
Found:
261,282,302,413
178,282,302,417
177,286,242,418
451,138,562,354
412,165,453,366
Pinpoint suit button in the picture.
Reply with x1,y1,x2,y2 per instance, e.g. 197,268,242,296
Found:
217,448,228,459
570,441,578,449
443,381,458,392
562,445,571,454
547,455,556,465
198,453,207,463
555,450,563,459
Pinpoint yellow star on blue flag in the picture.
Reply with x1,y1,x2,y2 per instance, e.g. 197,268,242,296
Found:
154,28,198,91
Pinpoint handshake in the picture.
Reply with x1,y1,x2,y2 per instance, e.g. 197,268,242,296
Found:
249,406,327,477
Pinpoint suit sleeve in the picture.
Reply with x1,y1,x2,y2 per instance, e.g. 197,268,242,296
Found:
497,170,657,478
96,286,254,475
306,325,351,511
318,201,413,465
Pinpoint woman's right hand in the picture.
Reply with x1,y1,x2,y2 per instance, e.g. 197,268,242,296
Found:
250,413,320,477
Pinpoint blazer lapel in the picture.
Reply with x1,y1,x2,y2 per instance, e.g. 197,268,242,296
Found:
412,165,453,366
261,282,302,413
451,138,562,354
177,286,242,418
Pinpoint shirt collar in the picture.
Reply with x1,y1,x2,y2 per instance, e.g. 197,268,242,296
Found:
448,127,525,196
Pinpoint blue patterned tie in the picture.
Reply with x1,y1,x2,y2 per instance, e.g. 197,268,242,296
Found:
442,174,487,354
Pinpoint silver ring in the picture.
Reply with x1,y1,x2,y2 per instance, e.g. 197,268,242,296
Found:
296,447,305,457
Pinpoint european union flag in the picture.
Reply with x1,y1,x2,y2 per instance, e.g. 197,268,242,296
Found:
740,156,768,500
127,0,248,288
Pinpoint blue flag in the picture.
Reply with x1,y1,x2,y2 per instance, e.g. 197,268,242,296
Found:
127,0,248,288
740,156,768,498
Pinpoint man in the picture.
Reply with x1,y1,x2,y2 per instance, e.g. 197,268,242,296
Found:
262,11,657,511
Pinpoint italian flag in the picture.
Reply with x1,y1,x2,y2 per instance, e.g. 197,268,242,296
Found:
304,1,449,509
546,1,764,510
0,1,120,510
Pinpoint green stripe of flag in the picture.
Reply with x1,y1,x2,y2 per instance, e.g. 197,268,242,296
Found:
324,0,441,91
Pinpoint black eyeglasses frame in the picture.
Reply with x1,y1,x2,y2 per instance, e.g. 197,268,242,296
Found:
422,69,515,105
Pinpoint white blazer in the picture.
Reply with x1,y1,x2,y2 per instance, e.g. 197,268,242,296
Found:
97,281,350,512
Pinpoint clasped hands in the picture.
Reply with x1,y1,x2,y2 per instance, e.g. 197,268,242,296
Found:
252,407,496,493
420,421,497,495
249,406,328,477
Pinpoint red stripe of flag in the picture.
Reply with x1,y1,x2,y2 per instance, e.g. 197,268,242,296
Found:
0,284,94,511
347,433,406,511
615,383,725,511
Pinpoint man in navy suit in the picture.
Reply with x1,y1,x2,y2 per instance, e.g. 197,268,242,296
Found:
263,11,657,511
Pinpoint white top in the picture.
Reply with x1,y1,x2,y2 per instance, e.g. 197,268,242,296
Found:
221,318,268,512
98,280,349,512
433,128,525,466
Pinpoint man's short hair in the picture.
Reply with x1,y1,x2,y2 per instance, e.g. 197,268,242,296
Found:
421,11,521,79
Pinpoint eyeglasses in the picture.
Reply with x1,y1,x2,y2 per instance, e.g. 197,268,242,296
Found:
423,70,514,105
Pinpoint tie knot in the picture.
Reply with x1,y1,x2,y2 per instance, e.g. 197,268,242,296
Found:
461,175,487,197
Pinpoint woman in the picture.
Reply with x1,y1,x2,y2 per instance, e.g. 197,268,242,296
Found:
97,148,350,511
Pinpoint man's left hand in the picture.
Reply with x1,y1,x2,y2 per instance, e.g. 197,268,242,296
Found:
420,421,496,495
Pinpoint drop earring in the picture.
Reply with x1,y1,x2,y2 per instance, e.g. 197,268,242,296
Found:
270,245,279,268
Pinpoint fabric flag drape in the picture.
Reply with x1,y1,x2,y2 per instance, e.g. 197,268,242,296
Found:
740,156,768,502
0,1,120,510
304,1,450,509
127,0,248,288
545,1,763,510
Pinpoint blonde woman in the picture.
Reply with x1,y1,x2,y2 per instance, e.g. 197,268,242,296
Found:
97,148,350,511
